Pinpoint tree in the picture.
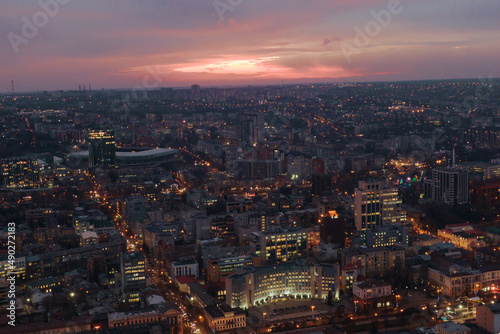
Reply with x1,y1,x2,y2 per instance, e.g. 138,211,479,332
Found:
327,291,334,305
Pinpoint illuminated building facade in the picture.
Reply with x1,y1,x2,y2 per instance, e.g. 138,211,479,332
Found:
108,304,182,329
252,228,308,263
205,304,246,332
121,251,146,302
0,256,26,280
88,129,116,168
352,225,409,248
207,254,261,283
353,280,393,311
0,158,40,188
428,265,500,297
226,261,339,309
354,180,405,231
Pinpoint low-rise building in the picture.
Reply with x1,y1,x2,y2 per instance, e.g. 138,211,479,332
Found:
205,304,246,332
435,322,471,334
428,264,500,297
171,256,199,278
108,303,182,329
353,280,392,311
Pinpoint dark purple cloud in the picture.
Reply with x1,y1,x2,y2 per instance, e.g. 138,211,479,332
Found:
1,0,499,92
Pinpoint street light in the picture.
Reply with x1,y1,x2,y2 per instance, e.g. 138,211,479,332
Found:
311,305,315,319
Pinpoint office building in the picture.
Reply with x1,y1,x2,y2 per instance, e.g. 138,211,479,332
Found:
251,228,308,263
226,261,339,309
352,225,409,248
120,251,146,298
354,180,405,231
0,158,40,188
207,254,261,283
171,257,199,278
88,129,116,168
424,168,469,205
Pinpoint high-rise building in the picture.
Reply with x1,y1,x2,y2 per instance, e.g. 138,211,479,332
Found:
354,180,405,231
424,168,469,205
240,111,264,145
120,251,146,301
0,158,40,188
88,129,116,168
191,84,201,99
287,155,311,180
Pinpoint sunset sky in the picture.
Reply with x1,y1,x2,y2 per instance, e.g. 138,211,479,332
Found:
1,0,499,92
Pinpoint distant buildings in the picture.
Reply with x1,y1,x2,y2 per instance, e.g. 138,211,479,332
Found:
287,155,312,180
88,129,116,168
0,158,40,188
240,111,264,146
424,168,469,205
226,262,339,309
69,147,178,168
233,159,280,179
354,180,405,231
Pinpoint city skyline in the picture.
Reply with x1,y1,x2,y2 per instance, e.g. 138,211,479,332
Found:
1,0,500,92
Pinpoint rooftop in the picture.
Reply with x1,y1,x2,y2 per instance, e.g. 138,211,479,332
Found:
436,321,470,332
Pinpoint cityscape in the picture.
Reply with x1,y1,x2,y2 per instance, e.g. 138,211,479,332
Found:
1,1,500,334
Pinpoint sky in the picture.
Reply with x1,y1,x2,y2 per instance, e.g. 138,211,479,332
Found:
1,0,499,92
